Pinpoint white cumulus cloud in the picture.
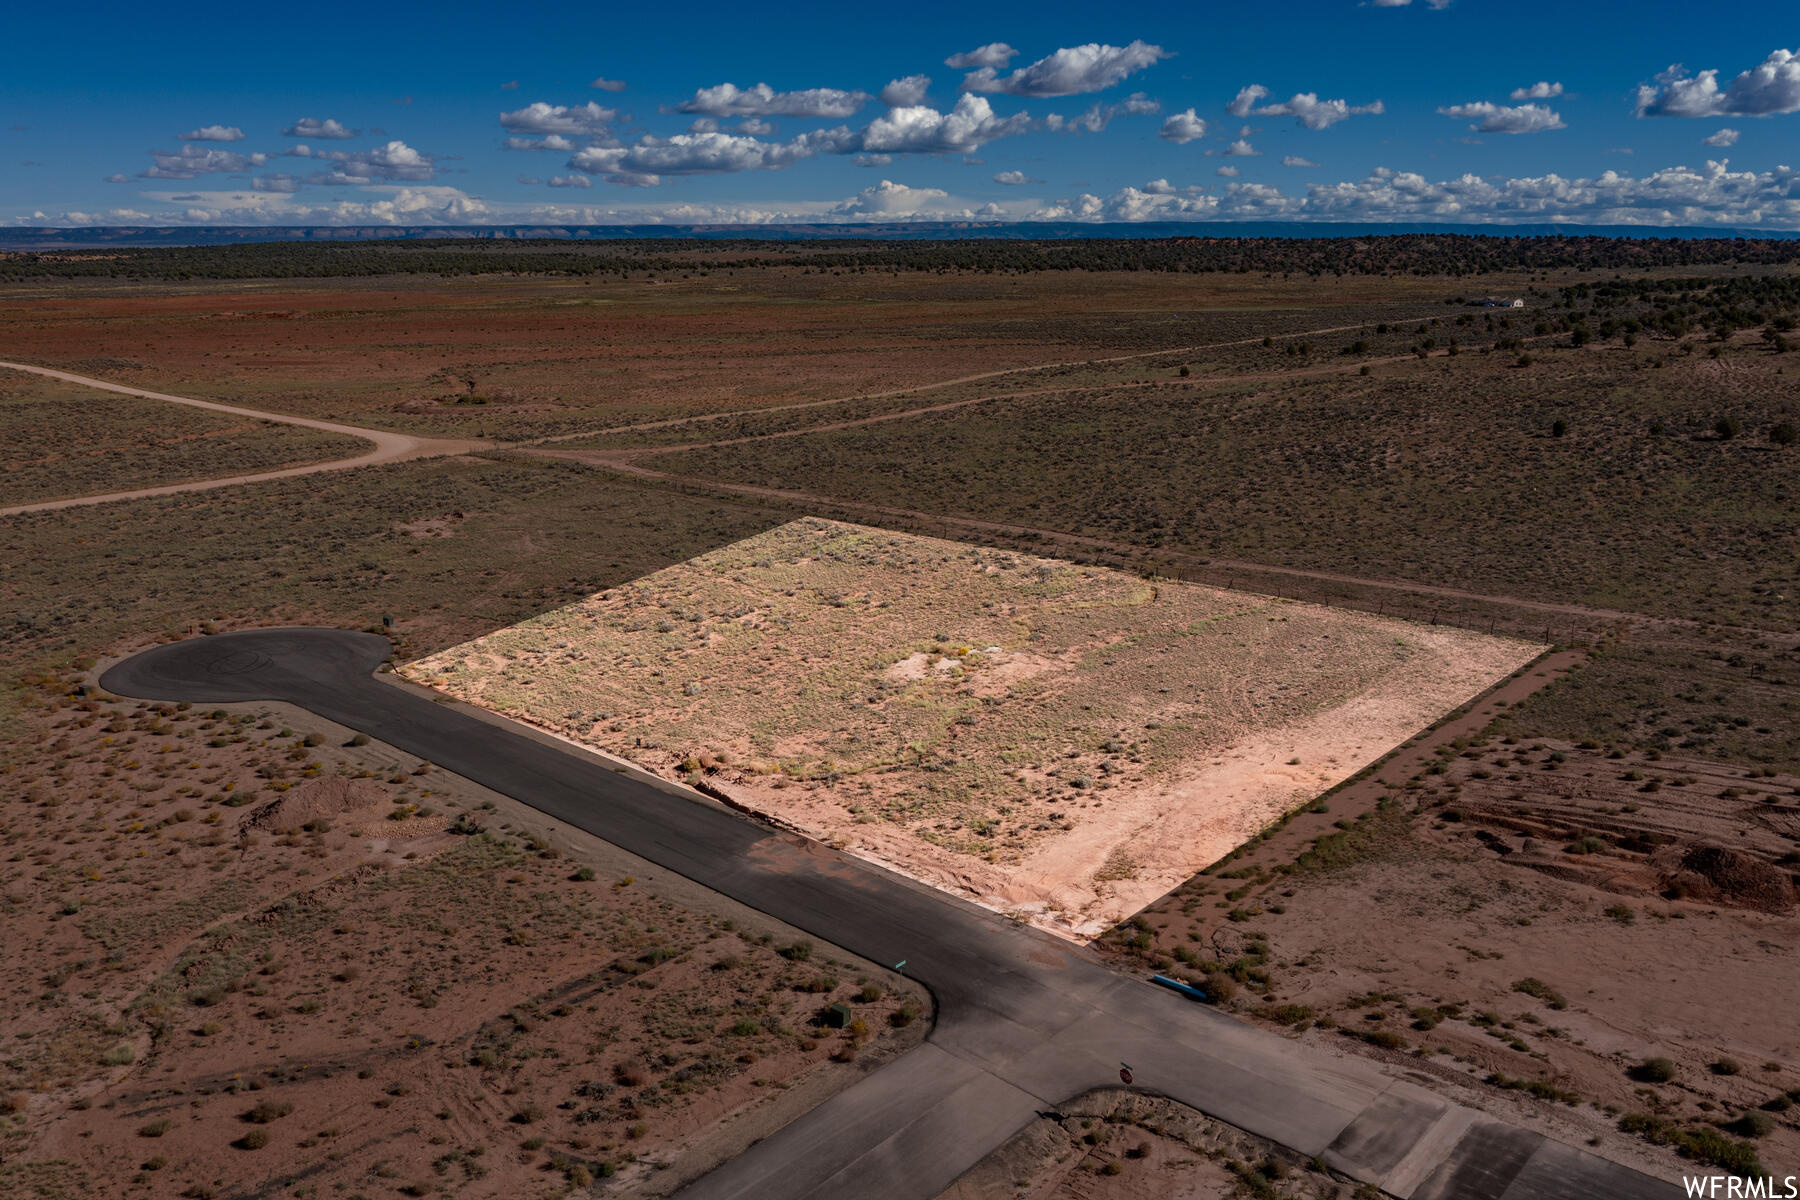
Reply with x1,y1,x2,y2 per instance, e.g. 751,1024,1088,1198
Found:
1295,160,1790,226
1510,81,1564,100
179,125,244,142
499,101,618,136
568,128,853,186
834,179,951,215
296,140,436,184
1439,101,1566,134
1032,181,1218,222
140,145,268,179
1703,127,1741,147
283,117,356,139
1232,86,1384,129
1044,93,1158,134
1159,109,1206,144
860,94,1030,155
879,75,932,107
944,43,1016,70
1638,49,1800,118
676,82,870,118
1226,85,1268,117
1020,159,1800,227
504,134,576,152
1282,155,1319,167
993,169,1042,185
33,185,489,227
26,155,1800,230
961,41,1167,97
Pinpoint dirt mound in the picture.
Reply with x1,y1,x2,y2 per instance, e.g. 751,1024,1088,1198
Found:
397,511,466,538
1511,853,1660,897
245,777,388,833
1658,843,1796,912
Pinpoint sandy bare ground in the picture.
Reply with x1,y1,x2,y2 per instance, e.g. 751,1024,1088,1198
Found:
0,360,488,516
1206,747,1800,1181
403,519,1541,938
1,682,925,1200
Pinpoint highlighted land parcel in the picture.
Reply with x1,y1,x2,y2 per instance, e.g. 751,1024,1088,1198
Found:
404,519,1540,936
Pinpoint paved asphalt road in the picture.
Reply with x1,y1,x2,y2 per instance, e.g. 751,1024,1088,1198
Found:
102,628,1685,1200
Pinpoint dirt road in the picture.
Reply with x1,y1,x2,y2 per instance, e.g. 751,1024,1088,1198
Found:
524,443,1679,633
524,318,1422,447
0,361,488,517
12,341,1733,650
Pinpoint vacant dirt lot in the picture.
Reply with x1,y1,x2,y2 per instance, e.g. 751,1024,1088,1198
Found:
0,678,922,1200
404,519,1537,937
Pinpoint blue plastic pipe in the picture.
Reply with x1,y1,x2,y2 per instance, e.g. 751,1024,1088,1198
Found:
1151,973,1209,1002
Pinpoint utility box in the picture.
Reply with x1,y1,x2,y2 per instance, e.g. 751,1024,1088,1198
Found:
823,1003,853,1029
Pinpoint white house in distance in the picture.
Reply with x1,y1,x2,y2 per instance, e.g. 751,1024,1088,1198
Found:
1469,296,1527,308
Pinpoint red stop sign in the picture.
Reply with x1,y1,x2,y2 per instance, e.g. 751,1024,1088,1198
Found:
1119,1067,1133,1085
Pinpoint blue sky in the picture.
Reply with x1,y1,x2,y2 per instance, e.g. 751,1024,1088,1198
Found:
5,0,1797,227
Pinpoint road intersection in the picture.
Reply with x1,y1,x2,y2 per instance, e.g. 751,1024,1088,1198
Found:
102,628,1682,1200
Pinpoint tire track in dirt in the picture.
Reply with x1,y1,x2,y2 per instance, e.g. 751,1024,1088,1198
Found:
523,440,1790,648
533,355,1436,461
522,317,1422,447
0,361,490,517
514,333,1789,647
527,447,1639,622
536,330,1572,459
